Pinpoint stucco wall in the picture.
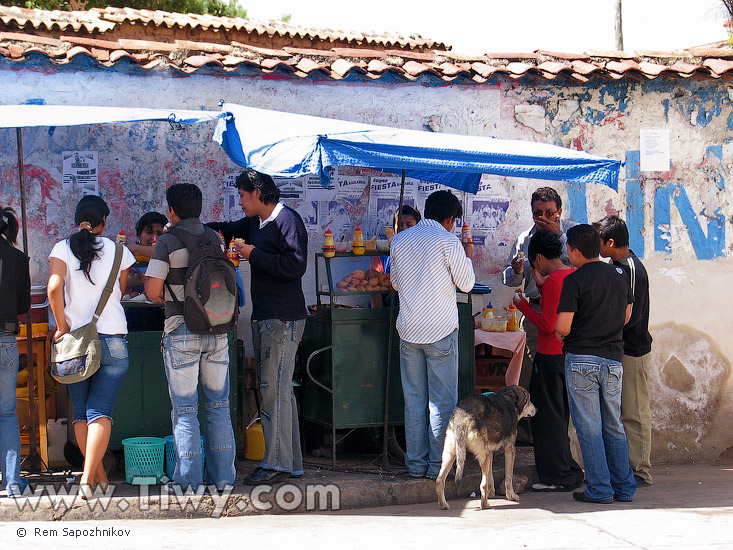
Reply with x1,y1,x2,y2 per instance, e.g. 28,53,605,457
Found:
1,66,731,464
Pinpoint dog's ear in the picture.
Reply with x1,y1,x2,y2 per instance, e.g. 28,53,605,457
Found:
515,386,529,410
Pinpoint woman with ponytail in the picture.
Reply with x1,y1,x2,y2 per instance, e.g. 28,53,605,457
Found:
0,206,31,498
47,196,135,497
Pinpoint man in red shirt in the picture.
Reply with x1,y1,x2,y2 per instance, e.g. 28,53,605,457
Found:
514,230,584,492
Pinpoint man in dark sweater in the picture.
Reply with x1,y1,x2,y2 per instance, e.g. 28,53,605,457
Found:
594,215,653,487
209,169,308,485
556,224,636,505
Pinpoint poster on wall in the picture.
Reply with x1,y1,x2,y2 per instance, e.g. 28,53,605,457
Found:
640,128,670,172
368,176,416,238
468,175,510,246
306,173,334,201
273,176,306,200
222,173,245,221
319,200,353,242
62,151,98,195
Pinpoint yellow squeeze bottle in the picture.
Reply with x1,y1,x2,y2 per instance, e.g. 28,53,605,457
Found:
352,225,365,255
323,229,336,258
483,302,494,318
507,303,518,331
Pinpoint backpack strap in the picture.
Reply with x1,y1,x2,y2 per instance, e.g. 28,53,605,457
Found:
92,242,123,326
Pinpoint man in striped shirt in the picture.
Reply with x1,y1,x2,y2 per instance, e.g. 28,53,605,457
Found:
145,183,236,492
390,190,475,479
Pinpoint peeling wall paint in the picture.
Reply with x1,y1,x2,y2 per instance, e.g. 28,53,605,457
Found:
2,68,733,463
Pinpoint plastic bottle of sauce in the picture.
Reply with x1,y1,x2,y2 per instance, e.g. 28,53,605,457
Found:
483,302,494,318
323,229,336,258
227,239,240,267
116,230,126,245
352,225,365,255
461,223,474,251
507,303,518,331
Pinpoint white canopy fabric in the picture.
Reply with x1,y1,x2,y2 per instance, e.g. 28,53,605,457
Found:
0,104,225,128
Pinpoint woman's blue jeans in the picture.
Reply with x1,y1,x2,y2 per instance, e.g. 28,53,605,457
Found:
0,331,28,497
565,352,636,501
252,319,305,475
67,334,129,424
163,325,236,490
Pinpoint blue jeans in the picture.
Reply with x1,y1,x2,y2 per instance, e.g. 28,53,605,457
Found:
565,353,636,501
0,332,27,497
252,319,305,475
68,334,129,424
399,330,458,478
163,325,236,490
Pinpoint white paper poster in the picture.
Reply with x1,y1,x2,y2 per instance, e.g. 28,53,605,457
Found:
468,175,510,245
305,174,333,200
335,175,369,201
62,151,98,195
273,176,306,200
640,129,670,172
222,173,245,221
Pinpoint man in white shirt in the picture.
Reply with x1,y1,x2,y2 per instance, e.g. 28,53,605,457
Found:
390,190,475,479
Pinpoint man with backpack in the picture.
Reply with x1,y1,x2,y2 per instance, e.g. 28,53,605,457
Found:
209,169,308,486
145,183,237,491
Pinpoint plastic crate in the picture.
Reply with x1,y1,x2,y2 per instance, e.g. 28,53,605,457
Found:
122,437,166,485
164,435,205,480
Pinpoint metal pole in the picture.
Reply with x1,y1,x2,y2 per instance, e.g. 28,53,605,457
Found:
17,127,43,473
381,169,406,469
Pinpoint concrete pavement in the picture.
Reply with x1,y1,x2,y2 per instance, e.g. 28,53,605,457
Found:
1,447,732,526
3,458,732,549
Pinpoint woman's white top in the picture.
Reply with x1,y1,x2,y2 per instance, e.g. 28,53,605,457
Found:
49,237,135,334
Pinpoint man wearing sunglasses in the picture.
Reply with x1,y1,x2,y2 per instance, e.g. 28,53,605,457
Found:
501,187,577,446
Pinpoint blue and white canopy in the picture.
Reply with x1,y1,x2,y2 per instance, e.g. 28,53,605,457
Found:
214,103,621,193
0,104,225,128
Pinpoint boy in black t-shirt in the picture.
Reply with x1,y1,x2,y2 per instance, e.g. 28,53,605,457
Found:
594,216,653,487
556,224,636,504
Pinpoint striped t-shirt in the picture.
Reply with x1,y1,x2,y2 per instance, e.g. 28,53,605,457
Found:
145,218,223,334
390,219,475,344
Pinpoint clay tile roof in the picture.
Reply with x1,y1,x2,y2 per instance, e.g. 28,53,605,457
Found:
3,6,733,85
703,58,733,75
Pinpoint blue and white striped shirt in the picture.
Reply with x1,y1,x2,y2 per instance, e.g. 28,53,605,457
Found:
390,219,475,344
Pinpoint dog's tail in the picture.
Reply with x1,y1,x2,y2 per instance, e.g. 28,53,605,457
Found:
453,422,469,485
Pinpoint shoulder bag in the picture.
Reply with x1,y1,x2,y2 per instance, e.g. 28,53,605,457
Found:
50,242,123,384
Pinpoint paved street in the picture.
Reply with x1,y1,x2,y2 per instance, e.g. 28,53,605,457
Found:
2,461,731,549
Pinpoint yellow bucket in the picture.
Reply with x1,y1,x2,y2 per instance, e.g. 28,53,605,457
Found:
245,419,265,461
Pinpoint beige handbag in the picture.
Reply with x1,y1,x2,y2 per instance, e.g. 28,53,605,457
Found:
50,243,123,384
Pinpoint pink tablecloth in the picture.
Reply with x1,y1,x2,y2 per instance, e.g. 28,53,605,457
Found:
474,329,527,386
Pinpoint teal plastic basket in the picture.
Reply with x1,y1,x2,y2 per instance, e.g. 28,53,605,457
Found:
122,437,166,485
164,435,205,480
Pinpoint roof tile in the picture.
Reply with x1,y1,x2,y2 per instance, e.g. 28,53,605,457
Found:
284,46,339,57
536,50,590,60
536,61,571,74
331,47,386,58
184,54,221,67
402,60,432,76
295,56,324,73
571,60,602,75
485,52,540,60
109,49,134,62
175,39,232,54
366,58,392,73
231,41,290,57
638,61,669,76
703,58,733,75
8,44,24,58
117,38,178,52
66,45,92,59
0,31,60,47
60,36,120,50
606,59,640,73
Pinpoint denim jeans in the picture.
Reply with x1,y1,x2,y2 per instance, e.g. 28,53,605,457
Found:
68,334,129,424
163,325,236,490
565,352,636,501
0,332,27,497
399,330,458,478
252,319,305,475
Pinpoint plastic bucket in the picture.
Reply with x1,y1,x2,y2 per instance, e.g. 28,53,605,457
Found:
164,435,205,480
18,285,49,325
122,437,166,485
245,419,265,462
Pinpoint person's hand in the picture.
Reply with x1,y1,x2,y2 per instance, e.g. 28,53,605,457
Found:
511,255,525,274
534,214,561,234
234,240,255,260
53,322,70,341
512,291,525,306
531,267,548,287
463,242,474,260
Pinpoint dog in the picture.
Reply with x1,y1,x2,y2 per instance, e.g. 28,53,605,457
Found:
436,385,536,510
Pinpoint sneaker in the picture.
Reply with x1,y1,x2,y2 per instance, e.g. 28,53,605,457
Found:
573,491,613,504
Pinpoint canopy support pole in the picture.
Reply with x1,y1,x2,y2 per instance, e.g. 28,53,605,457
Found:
17,127,45,474
381,170,406,470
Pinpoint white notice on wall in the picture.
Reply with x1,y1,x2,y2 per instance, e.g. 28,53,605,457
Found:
640,129,670,172
62,151,98,195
